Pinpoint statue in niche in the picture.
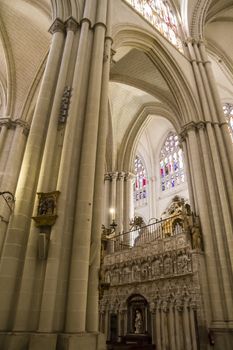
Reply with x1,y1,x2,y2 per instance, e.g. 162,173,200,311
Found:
38,197,55,216
32,191,59,227
191,224,202,250
134,309,143,334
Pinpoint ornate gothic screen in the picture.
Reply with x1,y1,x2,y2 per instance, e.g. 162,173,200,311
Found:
223,103,233,143
125,0,183,51
134,155,147,206
160,132,185,191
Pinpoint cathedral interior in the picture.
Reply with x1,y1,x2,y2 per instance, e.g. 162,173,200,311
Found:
0,0,233,349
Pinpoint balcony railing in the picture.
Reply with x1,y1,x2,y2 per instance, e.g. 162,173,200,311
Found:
107,213,194,252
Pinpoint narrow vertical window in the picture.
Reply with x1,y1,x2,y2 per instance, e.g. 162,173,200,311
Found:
223,103,233,143
134,155,147,206
160,132,185,191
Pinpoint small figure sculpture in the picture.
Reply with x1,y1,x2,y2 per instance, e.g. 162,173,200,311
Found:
191,224,202,250
134,309,143,334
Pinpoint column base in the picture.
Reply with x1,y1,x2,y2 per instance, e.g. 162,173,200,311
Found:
208,327,233,350
29,333,57,350
0,332,30,350
0,332,106,350
57,332,106,350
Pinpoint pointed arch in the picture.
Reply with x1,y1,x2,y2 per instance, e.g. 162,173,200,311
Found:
0,14,16,117
112,26,201,124
50,0,81,21
118,102,182,171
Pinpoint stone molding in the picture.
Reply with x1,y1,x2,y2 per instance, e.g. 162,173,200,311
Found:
104,171,134,181
179,120,228,140
0,118,30,135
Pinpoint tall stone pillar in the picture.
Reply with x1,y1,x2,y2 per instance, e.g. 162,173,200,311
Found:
65,0,108,334
0,19,65,331
86,14,113,332
104,173,111,226
0,120,29,252
116,172,125,236
123,172,134,245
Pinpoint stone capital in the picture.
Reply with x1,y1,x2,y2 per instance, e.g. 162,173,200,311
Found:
124,172,135,181
104,173,111,181
49,18,65,35
196,121,205,130
118,172,125,180
0,117,11,127
65,17,79,32
109,172,118,180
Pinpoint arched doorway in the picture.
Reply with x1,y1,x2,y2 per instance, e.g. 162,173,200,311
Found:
127,294,150,335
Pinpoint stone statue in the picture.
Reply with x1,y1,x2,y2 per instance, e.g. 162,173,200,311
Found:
191,224,202,250
134,309,143,334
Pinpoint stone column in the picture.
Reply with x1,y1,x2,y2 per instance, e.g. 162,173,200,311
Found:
104,173,111,225
179,135,196,212
108,172,117,252
0,19,65,330
198,40,233,174
116,172,125,236
185,125,224,321
86,16,112,332
189,305,197,350
37,18,78,192
65,0,108,333
0,120,9,160
16,19,80,334
0,121,29,252
155,306,162,350
168,304,176,350
123,310,128,335
197,123,233,316
123,172,134,245
174,304,182,350
182,302,191,350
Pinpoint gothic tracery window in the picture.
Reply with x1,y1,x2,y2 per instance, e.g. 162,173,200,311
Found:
134,155,147,206
223,103,233,143
160,132,185,191
125,0,183,51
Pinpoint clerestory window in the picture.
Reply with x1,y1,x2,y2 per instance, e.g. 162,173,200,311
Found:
160,132,185,191
125,0,183,51
223,103,233,143
134,155,147,206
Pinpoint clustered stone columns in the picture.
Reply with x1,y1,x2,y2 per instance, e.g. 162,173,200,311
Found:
0,0,112,349
0,119,29,251
150,300,198,350
182,38,233,335
104,171,135,250
0,16,65,335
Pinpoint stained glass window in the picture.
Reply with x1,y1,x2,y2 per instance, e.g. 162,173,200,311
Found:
160,132,185,191
125,0,183,51
134,155,147,205
223,103,233,143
